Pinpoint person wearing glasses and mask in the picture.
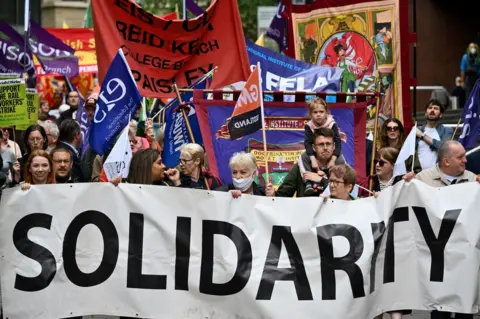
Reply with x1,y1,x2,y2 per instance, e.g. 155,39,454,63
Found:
378,118,421,173
266,128,344,198
216,152,265,198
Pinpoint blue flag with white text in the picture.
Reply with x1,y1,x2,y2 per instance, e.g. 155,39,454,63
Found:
459,79,480,149
163,80,206,168
89,49,141,155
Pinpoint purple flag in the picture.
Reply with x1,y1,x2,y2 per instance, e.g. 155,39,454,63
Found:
265,1,288,53
459,79,480,149
28,20,79,77
0,22,36,80
185,0,204,17
65,76,90,158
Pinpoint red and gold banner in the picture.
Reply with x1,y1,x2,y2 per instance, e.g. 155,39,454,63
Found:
91,0,251,98
286,0,412,129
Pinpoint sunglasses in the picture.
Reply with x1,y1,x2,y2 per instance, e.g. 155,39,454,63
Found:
386,126,400,132
375,159,389,167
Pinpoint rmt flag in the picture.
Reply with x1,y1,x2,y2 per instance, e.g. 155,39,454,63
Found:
228,63,265,140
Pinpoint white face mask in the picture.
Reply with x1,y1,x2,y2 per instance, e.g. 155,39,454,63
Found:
232,175,255,192
470,47,477,55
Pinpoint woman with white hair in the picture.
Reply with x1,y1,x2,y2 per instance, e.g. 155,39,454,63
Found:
216,152,265,198
40,120,59,153
179,143,221,190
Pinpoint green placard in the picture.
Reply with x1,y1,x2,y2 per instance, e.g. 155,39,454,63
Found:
16,88,38,130
0,79,29,127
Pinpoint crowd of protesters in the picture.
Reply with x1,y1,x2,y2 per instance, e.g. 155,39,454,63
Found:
0,86,479,319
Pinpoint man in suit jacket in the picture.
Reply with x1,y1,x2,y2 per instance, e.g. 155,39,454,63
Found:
58,119,85,182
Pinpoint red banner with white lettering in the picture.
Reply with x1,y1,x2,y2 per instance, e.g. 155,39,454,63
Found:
91,0,251,98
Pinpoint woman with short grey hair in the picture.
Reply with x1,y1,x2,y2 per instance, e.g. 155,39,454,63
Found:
215,151,265,198
40,120,59,153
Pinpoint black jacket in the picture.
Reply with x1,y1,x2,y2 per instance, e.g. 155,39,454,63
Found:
58,142,85,182
216,182,266,196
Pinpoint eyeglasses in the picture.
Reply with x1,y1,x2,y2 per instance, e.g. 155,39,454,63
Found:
28,137,43,143
386,126,399,132
329,179,345,187
180,158,194,164
315,142,333,148
53,159,71,164
375,159,389,167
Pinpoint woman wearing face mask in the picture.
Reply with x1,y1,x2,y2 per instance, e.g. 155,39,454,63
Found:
179,143,221,190
20,150,55,191
19,124,48,182
216,152,265,198
460,42,480,99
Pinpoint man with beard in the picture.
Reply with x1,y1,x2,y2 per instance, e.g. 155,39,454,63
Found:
416,99,452,170
51,147,80,183
266,128,344,197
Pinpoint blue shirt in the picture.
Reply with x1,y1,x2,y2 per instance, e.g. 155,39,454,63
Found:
460,53,480,75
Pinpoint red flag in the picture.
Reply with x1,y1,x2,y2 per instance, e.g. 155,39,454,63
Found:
228,64,264,140
91,0,250,98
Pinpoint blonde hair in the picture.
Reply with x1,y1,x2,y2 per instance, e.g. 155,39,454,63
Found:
307,97,329,115
181,143,205,166
229,152,257,174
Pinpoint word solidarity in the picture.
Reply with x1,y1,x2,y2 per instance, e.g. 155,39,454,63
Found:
1,181,479,319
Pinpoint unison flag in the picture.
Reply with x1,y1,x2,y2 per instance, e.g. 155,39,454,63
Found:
265,0,288,53
228,63,264,140
89,49,141,155
163,78,207,168
0,22,36,85
459,79,480,149
28,20,79,77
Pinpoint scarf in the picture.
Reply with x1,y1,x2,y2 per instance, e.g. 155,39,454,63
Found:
308,114,335,131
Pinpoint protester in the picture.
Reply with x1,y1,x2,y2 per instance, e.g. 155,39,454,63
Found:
404,140,477,319
52,91,63,110
0,129,19,191
40,120,59,152
81,94,99,183
301,98,342,195
320,164,357,201
57,91,80,125
179,143,221,190
268,128,343,197
460,42,480,99
58,119,85,182
37,99,55,123
20,150,55,191
452,76,466,108
127,149,181,186
379,118,421,172
416,99,452,170
216,152,265,198
19,124,48,181
0,127,22,159
51,147,80,183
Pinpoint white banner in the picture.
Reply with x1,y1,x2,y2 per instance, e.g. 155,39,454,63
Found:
0,181,480,319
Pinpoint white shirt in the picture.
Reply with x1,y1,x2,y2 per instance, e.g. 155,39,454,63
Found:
418,127,440,170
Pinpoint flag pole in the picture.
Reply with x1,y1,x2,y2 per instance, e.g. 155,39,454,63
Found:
451,118,462,140
257,62,269,184
411,122,417,172
151,66,218,121
368,78,382,194
173,82,196,144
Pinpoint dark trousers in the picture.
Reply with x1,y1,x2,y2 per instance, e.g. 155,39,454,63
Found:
431,311,473,319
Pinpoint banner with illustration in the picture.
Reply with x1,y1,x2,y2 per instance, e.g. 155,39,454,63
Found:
288,0,411,129
194,92,367,186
